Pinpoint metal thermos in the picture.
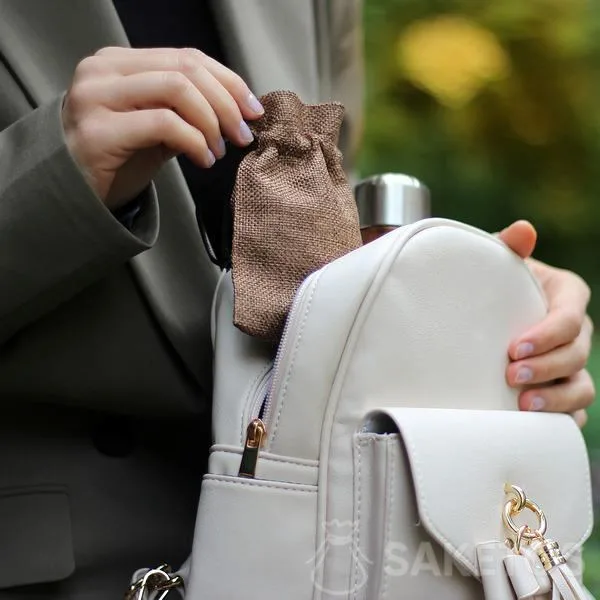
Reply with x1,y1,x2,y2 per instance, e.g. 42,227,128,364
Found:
355,174,431,243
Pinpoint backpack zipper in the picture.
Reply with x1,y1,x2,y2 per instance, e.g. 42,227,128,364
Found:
240,270,322,477
258,270,321,427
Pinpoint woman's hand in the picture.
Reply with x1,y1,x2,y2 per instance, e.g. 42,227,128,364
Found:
62,46,264,211
498,221,595,427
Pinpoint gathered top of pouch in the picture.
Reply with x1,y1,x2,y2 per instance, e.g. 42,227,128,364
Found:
231,90,363,342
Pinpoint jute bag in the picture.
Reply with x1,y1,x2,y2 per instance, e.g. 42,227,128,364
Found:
230,91,363,342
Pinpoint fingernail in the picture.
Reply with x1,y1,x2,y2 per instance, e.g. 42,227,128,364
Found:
216,137,226,158
516,342,534,359
516,367,533,384
206,149,216,167
529,396,545,411
239,121,254,144
247,92,264,115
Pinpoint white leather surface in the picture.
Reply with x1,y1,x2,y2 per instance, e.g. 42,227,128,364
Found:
208,445,319,485
348,431,482,600
187,475,317,600
211,272,275,447
344,418,590,600
477,542,520,600
503,554,542,598
365,408,592,577
268,219,547,460
303,221,547,595
189,218,594,600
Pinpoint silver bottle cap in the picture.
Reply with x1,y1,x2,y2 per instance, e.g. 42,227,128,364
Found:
355,173,431,228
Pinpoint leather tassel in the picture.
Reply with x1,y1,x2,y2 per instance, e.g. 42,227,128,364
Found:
547,563,587,600
477,542,519,600
520,546,552,595
503,554,542,599
531,539,587,600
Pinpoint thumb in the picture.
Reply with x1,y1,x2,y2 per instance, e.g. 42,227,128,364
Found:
497,220,537,259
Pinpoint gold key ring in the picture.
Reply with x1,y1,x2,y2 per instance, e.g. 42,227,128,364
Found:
503,485,547,541
504,483,527,512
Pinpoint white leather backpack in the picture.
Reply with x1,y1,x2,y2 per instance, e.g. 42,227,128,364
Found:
181,218,594,600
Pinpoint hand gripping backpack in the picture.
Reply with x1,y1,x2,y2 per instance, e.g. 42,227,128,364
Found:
174,219,593,600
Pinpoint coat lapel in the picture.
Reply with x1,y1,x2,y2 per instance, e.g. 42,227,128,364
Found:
212,0,322,103
0,0,129,104
0,0,219,389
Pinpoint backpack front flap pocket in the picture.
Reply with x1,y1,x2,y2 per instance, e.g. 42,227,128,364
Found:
350,408,593,600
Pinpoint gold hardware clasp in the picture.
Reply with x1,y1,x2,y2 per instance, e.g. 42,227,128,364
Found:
503,483,547,548
501,485,586,599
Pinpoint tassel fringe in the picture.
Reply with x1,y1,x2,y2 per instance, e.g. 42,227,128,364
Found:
548,563,588,600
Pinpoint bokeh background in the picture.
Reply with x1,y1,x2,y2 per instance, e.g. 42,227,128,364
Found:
359,0,600,591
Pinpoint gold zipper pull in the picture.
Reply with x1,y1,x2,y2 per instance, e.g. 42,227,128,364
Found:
238,418,267,478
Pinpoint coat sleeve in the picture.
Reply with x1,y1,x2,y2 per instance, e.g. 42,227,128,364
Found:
0,95,159,343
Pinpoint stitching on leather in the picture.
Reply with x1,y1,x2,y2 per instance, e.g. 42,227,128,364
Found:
204,475,317,493
399,418,592,574
270,268,326,444
353,436,363,600
319,225,450,551
259,457,317,469
401,430,479,575
566,429,595,558
320,223,548,550
380,437,395,599
357,436,375,447
212,450,318,473
210,445,319,468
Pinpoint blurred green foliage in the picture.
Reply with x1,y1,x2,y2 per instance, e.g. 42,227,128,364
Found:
584,341,600,592
360,0,600,322
359,0,600,590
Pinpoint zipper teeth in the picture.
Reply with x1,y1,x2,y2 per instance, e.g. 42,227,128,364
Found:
250,368,273,420
261,271,320,425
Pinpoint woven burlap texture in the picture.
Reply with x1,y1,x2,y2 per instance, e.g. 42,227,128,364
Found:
231,90,362,342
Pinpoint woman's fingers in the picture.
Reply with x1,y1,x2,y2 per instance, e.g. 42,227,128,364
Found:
182,62,257,145
506,324,591,387
497,220,537,259
65,106,214,203
115,47,264,118
89,47,263,144
109,109,214,167
64,46,262,208
201,52,265,119
508,262,591,360
518,369,595,414
500,253,595,428
88,72,225,158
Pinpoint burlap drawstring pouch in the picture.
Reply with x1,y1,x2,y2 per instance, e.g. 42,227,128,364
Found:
231,90,363,342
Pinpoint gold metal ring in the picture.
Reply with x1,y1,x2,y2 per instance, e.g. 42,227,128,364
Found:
504,483,527,512
514,525,530,555
503,497,547,540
